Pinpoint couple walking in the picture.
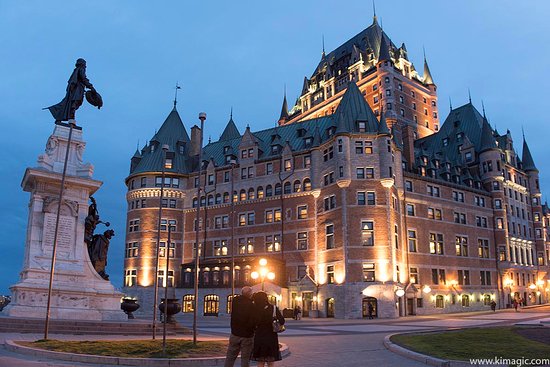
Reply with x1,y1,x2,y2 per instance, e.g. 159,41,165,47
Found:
224,286,285,367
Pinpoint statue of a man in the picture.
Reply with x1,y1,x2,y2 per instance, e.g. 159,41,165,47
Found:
90,229,115,280
46,58,95,122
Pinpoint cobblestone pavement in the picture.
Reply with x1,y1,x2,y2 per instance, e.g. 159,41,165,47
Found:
1,306,548,367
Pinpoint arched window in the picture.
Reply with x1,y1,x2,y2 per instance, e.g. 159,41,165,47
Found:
234,265,241,285
248,188,255,200
212,267,220,286
244,265,251,284
192,197,198,208
223,192,229,203
215,193,222,204
303,178,312,191
461,295,470,307
274,183,282,196
202,267,210,286
233,191,238,203
284,182,291,194
204,294,219,316
182,294,195,313
293,180,301,193
207,195,214,206
257,186,264,199
222,266,230,286
240,189,247,201
200,196,206,206
266,185,273,197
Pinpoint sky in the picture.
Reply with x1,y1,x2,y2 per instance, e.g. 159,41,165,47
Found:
1,1,549,294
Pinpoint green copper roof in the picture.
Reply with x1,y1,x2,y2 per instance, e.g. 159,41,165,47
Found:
334,82,379,133
220,116,241,141
423,58,434,85
522,137,538,171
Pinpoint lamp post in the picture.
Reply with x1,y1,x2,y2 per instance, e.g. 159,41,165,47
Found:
251,258,275,291
193,112,206,345
229,158,237,311
162,222,173,355
44,121,76,340
152,144,169,340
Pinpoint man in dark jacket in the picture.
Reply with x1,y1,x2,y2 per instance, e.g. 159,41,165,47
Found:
224,286,255,367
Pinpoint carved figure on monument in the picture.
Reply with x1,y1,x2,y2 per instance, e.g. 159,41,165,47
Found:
45,58,102,123
84,196,99,248
90,229,114,280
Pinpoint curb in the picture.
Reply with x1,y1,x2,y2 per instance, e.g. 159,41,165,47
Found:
5,340,290,367
382,333,502,367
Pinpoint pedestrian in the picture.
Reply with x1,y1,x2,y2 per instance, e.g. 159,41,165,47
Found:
293,306,298,320
296,306,302,320
490,300,496,312
367,303,374,319
513,299,518,312
251,291,285,367
224,286,256,367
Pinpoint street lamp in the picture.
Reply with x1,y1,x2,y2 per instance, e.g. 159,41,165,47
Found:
152,143,170,340
193,112,206,345
229,158,237,311
251,258,275,291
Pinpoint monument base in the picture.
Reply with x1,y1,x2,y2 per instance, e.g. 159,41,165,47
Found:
4,123,125,321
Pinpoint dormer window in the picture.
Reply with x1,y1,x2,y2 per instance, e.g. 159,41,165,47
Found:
434,160,440,168
223,146,230,154
446,162,451,170
327,126,336,137
304,137,313,148
151,144,156,153
442,138,449,147
456,132,464,141
179,144,185,154
357,121,366,132
297,128,306,138
271,145,280,155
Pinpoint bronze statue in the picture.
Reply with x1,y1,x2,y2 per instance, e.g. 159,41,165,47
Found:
84,196,100,247
89,229,115,280
46,58,101,122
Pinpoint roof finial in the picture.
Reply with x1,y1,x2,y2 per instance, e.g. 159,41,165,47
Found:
522,125,525,139
468,88,472,104
322,34,325,56
372,0,377,24
284,83,287,98
449,96,453,111
481,100,486,119
423,45,426,61
173,82,181,107
208,135,212,144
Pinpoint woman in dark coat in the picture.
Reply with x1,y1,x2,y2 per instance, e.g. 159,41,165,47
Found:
251,291,285,366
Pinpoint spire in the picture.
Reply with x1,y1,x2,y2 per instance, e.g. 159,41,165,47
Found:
278,89,289,123
423,48,434,85
377,108,390,135
449,97,453,111
468,88,472,104
372,0,378,25
522,135,538,172
301,76,309,95
479,117,498,153
173,82,181,108
481,100,486,119
322,34,326,58
378,33,391,62
220,111,241,141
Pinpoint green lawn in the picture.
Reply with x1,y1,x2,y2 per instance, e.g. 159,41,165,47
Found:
19,339,228,359
391,327,550,362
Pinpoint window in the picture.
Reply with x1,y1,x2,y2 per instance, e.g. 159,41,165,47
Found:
476,216,488,228
455,236,468,257
266,162,273,175
361,221,374,246
125,242,139,258
363,263,375,282
284,159,292,171
408,230,417,252
430,233,444,255
410,267,419,284
159,242,175,258
297,232,308,250
207,174,214,186
213,240,228,256
160,219,176,231
324,195,336,210
405,180,413,192
478,239,490,258
357,192,366,205
356,168,365,179
140,177,147,188
452,191,465,202
297,205,307,219
406,204,415,216
431,269,446,285
239,214,246,226
458,269,470,285
124,269,137,287
129,219,140,232
366,168,374,178
427,185,440,197
326,224,335,249
461,295,470,307
496,218,504,229
474,196,486,207
323,172,335,186
454,212,466,224
247,212,255,225
304,155,311,168
327,265,335,284
303,178,312,191
480,271,492,286
435,295,444,308
266,235,281,252
355,141,373,154
323,146,334,161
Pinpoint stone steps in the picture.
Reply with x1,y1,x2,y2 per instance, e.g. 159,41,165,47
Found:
0,316,190,335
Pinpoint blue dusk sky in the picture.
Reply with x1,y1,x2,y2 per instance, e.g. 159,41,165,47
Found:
1,1,549,293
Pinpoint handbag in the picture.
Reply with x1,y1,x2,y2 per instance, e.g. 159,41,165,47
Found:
271,305,286,333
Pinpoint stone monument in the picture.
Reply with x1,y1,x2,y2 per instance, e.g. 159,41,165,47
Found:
4,59,123,321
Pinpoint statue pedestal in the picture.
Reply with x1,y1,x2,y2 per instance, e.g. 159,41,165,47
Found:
4,123,124,321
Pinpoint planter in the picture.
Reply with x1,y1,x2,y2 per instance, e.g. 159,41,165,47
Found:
159,298,181,324
120,298,140,319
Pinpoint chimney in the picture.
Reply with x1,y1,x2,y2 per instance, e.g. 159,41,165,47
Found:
190,125,202,157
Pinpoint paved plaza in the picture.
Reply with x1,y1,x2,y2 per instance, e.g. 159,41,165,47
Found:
0,306,549,367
